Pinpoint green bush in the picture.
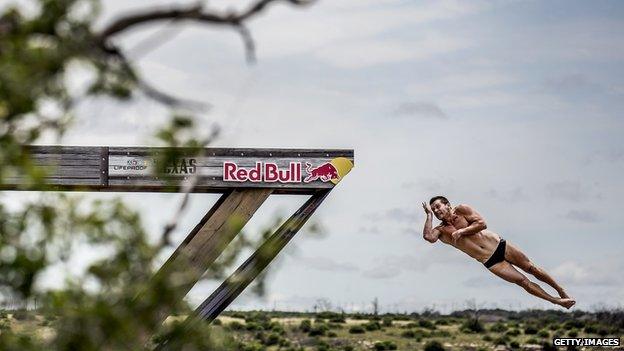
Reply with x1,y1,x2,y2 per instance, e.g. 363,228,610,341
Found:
364,321,381,331
493,336,509,346
401,330,415,338
246,322,263,331
373,341,397,350
228,321,244,330
524,325,538,334
538,329,550,338
382,317,393,327
308,323,328,336
264,333,280,346
505,328,520,336
541,342,557,351
348,325,366,334
418,319,436,330
299,319,312,333
510,340,520,349
423,340,446,351
490,322,508,333
461,319,485,333
567,329,578,337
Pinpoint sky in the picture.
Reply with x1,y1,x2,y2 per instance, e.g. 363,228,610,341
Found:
5,0,624,313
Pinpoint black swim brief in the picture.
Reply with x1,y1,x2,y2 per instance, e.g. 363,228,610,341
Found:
483,238,506,268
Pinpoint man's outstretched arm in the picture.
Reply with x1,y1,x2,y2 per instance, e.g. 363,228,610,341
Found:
422,202,440,243
451,204,487,242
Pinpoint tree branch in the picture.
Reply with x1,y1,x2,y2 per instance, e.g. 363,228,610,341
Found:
97,0,313,40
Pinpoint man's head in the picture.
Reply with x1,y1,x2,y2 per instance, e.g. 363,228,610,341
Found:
429,195,451,221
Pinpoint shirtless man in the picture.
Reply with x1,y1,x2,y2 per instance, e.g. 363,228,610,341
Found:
422,195,575,309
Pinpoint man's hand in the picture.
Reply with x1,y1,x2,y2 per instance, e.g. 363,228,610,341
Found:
422,202,432,216
451,230,463,244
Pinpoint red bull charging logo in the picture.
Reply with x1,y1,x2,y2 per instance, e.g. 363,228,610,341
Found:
303,162,338,183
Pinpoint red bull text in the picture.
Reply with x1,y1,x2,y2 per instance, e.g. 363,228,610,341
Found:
223,161,339,183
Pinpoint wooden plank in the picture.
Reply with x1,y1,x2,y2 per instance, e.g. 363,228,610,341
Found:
147,188,272,325
2,146,354,194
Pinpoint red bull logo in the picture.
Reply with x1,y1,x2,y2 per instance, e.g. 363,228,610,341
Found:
223,158,351,184
303,162,339,183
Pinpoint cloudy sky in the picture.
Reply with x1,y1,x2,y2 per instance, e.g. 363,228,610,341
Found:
7,0,624,313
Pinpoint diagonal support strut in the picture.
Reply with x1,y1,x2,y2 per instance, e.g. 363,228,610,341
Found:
194,189,331,323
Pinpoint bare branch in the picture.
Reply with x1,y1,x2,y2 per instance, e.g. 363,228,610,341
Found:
97,0,313,40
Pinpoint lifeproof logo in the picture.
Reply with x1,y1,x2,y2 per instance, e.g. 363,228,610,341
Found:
223,161,341,183
553,338,620,347
112,158,149,171
111,158,197,174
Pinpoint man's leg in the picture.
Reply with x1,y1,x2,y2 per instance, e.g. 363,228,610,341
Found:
504,242,571,299
488,261,575,308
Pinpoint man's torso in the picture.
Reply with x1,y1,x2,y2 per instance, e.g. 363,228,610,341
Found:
436,208,501,263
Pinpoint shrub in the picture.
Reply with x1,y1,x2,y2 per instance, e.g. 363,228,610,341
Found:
541,342,557,351
401,330,415,338
423,340,445,351
364,321,381,331
317,341,330,351
418,319,436,330
538,329,550,338
327,331,337,338
212,318,222,325
493,336,509,346
505,328,520,336
382,317,393,327
246,322,263,331
308,324,328,337
373,341,397,350
510,341,520,349
348,325,366,334
264,333,280,346
228,321,244,330
482,335,493,342
584,324,598,334
461,319,485,333
330,316,346,323
524,325,538,334
299,319,312,333
490,322,508,333
567,329,578,337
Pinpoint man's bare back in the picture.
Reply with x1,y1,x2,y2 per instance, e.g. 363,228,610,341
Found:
422,196,575,309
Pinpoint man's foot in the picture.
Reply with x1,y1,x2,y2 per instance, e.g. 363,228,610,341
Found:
556,298,576,309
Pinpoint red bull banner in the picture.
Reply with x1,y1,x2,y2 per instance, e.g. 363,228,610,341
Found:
223,157,353,185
